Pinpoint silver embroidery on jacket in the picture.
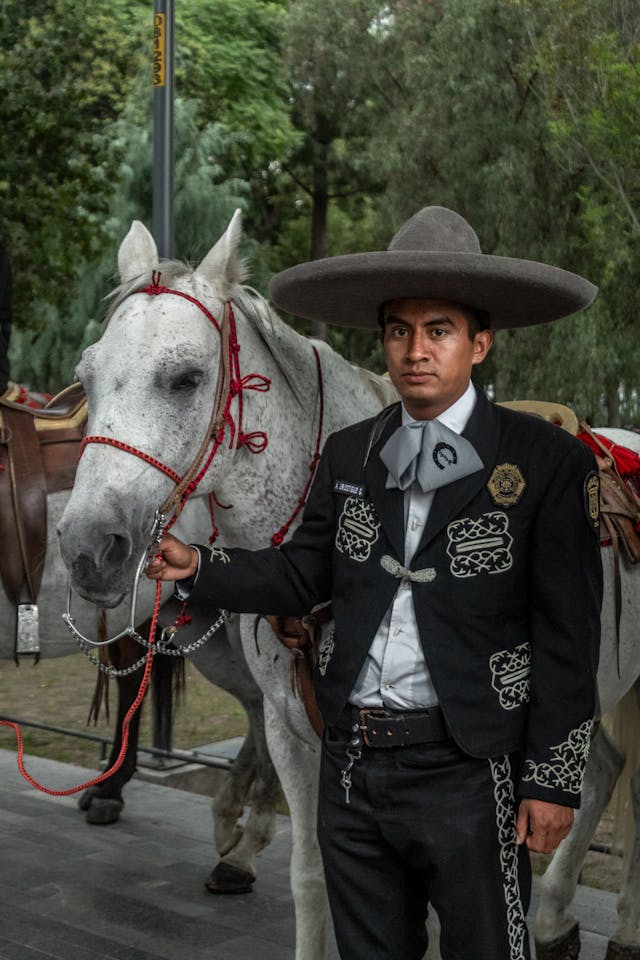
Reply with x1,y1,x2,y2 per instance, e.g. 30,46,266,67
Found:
336,497,380,562
490,643,531,710
521,720,593,795
209,546,231,564
489,756,527,960
317,625,335,677
447,511,513,578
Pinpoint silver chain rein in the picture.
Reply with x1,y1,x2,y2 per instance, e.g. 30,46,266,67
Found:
62,509,229,677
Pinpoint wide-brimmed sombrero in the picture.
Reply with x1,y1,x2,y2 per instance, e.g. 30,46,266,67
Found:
269,206,597,330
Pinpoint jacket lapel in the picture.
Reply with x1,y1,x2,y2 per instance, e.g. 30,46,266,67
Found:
417,389,502,556
364,404,406,561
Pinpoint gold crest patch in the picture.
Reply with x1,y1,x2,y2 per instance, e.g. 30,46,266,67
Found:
487,463,526,507
584,472,600,529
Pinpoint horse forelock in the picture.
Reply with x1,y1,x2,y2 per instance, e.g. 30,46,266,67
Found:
104,259,197,327
103,265,308,406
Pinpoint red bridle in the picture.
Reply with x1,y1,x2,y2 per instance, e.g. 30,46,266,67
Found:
78,274,272,534
78,272,324,544
1,272,325,796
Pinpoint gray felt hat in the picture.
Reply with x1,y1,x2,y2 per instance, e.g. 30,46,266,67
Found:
268,206,597,330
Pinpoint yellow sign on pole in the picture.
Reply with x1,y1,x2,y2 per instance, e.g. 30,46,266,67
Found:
152,13,166,87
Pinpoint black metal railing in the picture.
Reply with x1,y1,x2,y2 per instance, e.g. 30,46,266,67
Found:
0,714,233,770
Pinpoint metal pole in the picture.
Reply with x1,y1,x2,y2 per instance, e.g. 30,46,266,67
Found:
151,5,175,756
152,0,175,258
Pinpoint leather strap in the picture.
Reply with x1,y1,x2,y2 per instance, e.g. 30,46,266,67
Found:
356,705,448,748
0,407,47,607
259,608,332,738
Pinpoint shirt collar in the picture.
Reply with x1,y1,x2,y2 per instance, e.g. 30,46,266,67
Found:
401,381,476,436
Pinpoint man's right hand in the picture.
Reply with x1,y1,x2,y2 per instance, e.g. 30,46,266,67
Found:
146,533,199,583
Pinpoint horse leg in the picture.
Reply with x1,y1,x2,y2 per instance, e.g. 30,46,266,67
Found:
262,694,329,960
206,716,280,894
607,682,640,958
534,724,625,959
188,616,280,894
78,635,146,824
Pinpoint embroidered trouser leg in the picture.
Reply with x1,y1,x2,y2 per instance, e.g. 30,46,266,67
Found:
317,733,531,960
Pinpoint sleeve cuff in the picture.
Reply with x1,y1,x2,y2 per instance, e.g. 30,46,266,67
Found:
174,546,202,600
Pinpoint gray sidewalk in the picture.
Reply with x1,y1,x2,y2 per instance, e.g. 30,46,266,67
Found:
0,749,618,960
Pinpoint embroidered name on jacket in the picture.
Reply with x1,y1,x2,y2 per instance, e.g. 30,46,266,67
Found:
446,511,513,578
490,642,531,710
336,496,381,562
521,720,593,795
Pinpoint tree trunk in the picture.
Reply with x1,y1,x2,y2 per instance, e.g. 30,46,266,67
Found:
605,380,621,427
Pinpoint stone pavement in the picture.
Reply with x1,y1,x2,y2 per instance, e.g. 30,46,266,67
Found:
0,748,618,960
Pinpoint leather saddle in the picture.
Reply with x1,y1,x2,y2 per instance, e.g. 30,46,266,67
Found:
0,382,87,661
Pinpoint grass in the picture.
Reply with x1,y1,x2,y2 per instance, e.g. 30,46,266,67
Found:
0,651,248,769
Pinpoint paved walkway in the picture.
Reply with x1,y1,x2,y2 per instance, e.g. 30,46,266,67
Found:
0,748,618,960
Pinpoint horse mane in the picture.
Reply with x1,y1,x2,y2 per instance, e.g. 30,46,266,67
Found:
104,262,307,407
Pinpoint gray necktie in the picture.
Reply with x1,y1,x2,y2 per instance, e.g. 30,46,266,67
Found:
380,419,483,493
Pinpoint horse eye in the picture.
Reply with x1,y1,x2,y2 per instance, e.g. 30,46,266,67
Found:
171,370,203,391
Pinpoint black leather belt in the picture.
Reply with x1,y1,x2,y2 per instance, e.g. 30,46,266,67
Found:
351,704,449,748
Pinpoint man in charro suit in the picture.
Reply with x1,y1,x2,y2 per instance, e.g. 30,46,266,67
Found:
148,207,602,960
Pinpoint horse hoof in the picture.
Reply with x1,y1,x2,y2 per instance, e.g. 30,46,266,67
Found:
205,861,255,895
84,797,124,825
535,922,580,960
77,786,100,811
605,943,640,960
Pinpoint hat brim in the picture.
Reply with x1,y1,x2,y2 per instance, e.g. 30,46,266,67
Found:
269,251,597,330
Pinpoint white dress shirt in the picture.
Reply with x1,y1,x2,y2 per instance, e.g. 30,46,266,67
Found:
350,382,477,710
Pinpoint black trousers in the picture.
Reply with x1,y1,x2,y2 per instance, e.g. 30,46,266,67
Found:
317,728,532,960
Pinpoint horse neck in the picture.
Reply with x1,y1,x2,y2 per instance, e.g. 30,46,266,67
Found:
201,298,386,549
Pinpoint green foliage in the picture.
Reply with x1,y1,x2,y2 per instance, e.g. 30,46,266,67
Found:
12,93,254,391
3,0,639,420
0,1,147,331
174,0,299,244
510,0,640,422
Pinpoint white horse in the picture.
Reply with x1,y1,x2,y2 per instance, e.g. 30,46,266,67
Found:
56,212,640,960
56,210,396,958
0,418,281,893
533,426,640,960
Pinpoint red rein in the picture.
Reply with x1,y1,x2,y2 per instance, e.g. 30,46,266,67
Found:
2,276,324,795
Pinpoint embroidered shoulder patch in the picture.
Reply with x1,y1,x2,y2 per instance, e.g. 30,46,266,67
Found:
487,463,526,507
584,471,600,530
334,480,366,498
336,497,380,562
447,511,513,578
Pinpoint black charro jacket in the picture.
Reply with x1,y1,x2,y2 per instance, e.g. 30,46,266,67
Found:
189,388,603,808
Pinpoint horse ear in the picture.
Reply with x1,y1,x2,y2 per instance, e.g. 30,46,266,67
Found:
195,209,247,297
118,221,159,284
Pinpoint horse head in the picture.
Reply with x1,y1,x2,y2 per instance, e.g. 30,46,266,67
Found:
58,211,253,607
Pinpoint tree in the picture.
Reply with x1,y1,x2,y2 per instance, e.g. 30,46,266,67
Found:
11,94,254,391
352,0,640,422
513,0,640,423
0,1,148,331
175,0,298,247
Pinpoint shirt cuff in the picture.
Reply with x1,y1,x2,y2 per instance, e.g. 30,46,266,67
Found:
174,546,202,600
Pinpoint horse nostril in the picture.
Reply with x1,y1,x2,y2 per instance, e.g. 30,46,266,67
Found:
95,533,132,570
